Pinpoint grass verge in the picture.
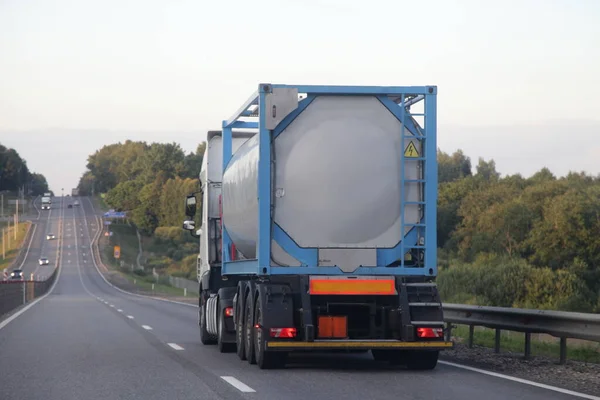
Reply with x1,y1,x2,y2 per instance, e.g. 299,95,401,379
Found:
451,324,600,364
0,221,31,270
95,218,196,299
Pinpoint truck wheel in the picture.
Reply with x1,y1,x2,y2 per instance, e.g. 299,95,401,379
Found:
406,350,439,370
199,294,216,345
244,292,256,364
254,299,287,369
217,299,236,353
235,293,246,360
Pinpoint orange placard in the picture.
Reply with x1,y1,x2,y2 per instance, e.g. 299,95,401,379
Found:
318,316,348,339
309,278,396,295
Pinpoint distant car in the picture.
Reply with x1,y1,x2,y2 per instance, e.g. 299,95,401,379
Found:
74,201,80,206
67,204,73,208
46,233,56,240
39,257,50,266
10,269,24,281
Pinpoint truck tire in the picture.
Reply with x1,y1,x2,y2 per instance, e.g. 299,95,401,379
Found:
235,290,246,360
406,350,439,370
217,297,236,353
244,291,256,364
253,297,287,369
199,293,216,345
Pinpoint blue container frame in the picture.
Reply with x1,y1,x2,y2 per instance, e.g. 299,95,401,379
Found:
221,84,438,278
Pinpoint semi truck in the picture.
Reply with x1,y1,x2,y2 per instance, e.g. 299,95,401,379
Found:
182,83,452,370
41,196,51,210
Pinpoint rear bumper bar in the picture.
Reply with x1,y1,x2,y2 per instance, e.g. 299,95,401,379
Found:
266,340,454,351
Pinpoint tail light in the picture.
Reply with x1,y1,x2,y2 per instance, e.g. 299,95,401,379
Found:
269,328,296,338
417,327,443,338
224,307,233,317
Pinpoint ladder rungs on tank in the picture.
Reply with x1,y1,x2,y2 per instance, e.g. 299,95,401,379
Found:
399,100,430,269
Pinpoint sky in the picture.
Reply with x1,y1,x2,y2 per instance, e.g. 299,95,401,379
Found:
1,0,599,192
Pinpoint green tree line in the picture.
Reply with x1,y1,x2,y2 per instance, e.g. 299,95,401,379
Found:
0,143,50,195
77,141,600,312
437,150,600,313
77,140,206,279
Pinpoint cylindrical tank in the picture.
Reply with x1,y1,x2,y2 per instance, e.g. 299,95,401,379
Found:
222,95,422,260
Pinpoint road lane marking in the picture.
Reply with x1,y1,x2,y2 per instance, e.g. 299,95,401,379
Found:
220,377,256,393
117,309,123,312
142,325,153,330
0,197,65,331
127,315,134,319
110,304,115,308
168,343,184,351
439,361,600,400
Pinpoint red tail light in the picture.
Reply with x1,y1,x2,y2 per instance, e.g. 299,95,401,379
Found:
224,307,233,317
269,328,296,338
417,327,443,338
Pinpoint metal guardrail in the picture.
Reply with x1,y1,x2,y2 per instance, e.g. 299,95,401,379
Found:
0,208,62,320
443,303,600,364
0,268,59,317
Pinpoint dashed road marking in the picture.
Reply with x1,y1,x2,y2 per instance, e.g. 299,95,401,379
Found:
127,315,134,319
168,343,184,351
117,309,123,312
142,325,153,330
221,376,256,393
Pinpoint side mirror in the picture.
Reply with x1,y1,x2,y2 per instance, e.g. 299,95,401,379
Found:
185,194,197,218
183,220,196,231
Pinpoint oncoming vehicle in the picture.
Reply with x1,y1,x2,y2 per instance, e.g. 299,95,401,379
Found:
39,257,50,266
46,233,56,240
74,200,80,207
67,204,73,209
10,269,24,281
41,196,51,210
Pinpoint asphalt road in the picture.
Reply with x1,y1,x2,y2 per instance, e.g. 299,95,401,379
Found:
4,195,60,279
0,196,594,400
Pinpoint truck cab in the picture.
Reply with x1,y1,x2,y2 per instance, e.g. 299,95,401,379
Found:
41,196,51,210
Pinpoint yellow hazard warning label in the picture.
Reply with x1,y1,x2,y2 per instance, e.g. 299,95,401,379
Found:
404,141,419,158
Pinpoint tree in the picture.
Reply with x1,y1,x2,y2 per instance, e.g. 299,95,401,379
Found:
0,143,49,195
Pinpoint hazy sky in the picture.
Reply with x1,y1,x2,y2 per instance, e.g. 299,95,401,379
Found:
1,0,599,192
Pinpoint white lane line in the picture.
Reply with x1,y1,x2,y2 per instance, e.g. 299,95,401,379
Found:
117,309,123,313
220,376,256,393
439,361,600,400
127,315,134,319
142,325,153,330
0,198,65,332
109,304,115,308
167,343,185,351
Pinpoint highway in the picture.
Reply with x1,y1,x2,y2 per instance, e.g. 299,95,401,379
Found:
4,195,61,280
0,196,594,400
